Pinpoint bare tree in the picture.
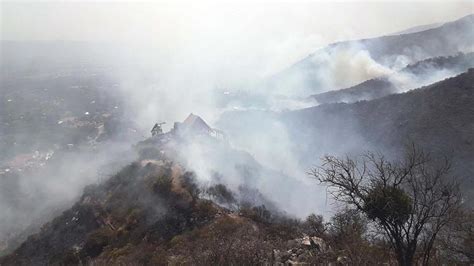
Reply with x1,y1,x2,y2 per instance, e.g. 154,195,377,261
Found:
437,208,474,263
310,145,461,266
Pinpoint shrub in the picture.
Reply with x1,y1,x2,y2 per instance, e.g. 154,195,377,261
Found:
152,175,173,197
303,214,327,236
138,146,162,160
181,171,201,201
82,228,116,258
207,184,236,205
364,184,413,225
239,203,272,223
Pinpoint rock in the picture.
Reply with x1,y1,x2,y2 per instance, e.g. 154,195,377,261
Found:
299,236,326,252
296,248,304,255
301,237,312,246
309,236,327,252
272,249,282,262
279,235,328,264
337,255,349,264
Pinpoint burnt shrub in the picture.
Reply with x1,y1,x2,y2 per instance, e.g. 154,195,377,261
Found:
138,146,163,160
168,216,274,265
207,184,236,206
192,200,219,223
239,203,272,223
181,171,201,201
152,175,173,198
82,228,116,258
302,214,327,237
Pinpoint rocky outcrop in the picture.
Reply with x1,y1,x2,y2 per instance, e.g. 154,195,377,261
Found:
273,236,328,265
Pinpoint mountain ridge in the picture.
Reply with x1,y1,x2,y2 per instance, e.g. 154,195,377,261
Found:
309,52,474,105
268,14,474,95
283,69,474,199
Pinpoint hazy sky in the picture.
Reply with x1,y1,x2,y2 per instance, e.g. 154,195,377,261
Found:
1,0,473,76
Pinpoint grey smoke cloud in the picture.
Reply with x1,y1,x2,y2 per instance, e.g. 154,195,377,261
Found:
0,141,134,247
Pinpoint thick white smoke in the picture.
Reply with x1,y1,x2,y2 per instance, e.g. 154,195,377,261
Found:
313,45,395,90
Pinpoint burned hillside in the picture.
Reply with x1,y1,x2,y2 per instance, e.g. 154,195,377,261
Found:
309,52,474,105
270,14,474,95
285,69,474,201
1,129,409,265
0,140,338,265
1,4,474,265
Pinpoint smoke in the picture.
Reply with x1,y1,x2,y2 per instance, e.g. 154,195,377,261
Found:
168,127,329,218
389,68,458,92
113,34,471,221
0,141,134,248
314,45,395,90
1,2,473,251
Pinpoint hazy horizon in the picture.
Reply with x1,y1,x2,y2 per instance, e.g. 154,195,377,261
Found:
1,1,473,77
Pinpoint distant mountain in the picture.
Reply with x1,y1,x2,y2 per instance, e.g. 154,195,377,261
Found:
269,14,474,95
218,69,474,202
388,22,443,35
283,69,474,200
310,78,396,105
402,51,474,75
309,52,474,105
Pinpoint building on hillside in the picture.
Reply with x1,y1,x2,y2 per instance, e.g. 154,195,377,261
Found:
172,113,226,140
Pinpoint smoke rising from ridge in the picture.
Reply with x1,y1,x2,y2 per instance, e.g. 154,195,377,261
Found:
1,2,473,250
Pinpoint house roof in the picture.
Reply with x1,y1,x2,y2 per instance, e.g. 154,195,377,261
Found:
182,113,212,132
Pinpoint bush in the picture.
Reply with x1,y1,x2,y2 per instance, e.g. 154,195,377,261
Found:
152,175,173,197
168,216,273,265
193,200,218,222
181,171,201,201
364,184,413,225
207,184,236,205
239,203,272,223
138,146,162,160
82,228,116,258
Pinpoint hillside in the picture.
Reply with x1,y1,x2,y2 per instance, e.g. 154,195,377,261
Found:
0,60,141,250
311,78,395,104
403,52,474,75
217,69,474,202
0,137,366,265
4,94,471,264
269,14,474,95
284,69,474,200
2,5,473,265
388,22,443,35
309,52,474,105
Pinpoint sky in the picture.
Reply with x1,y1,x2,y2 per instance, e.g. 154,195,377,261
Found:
1,0,473,77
